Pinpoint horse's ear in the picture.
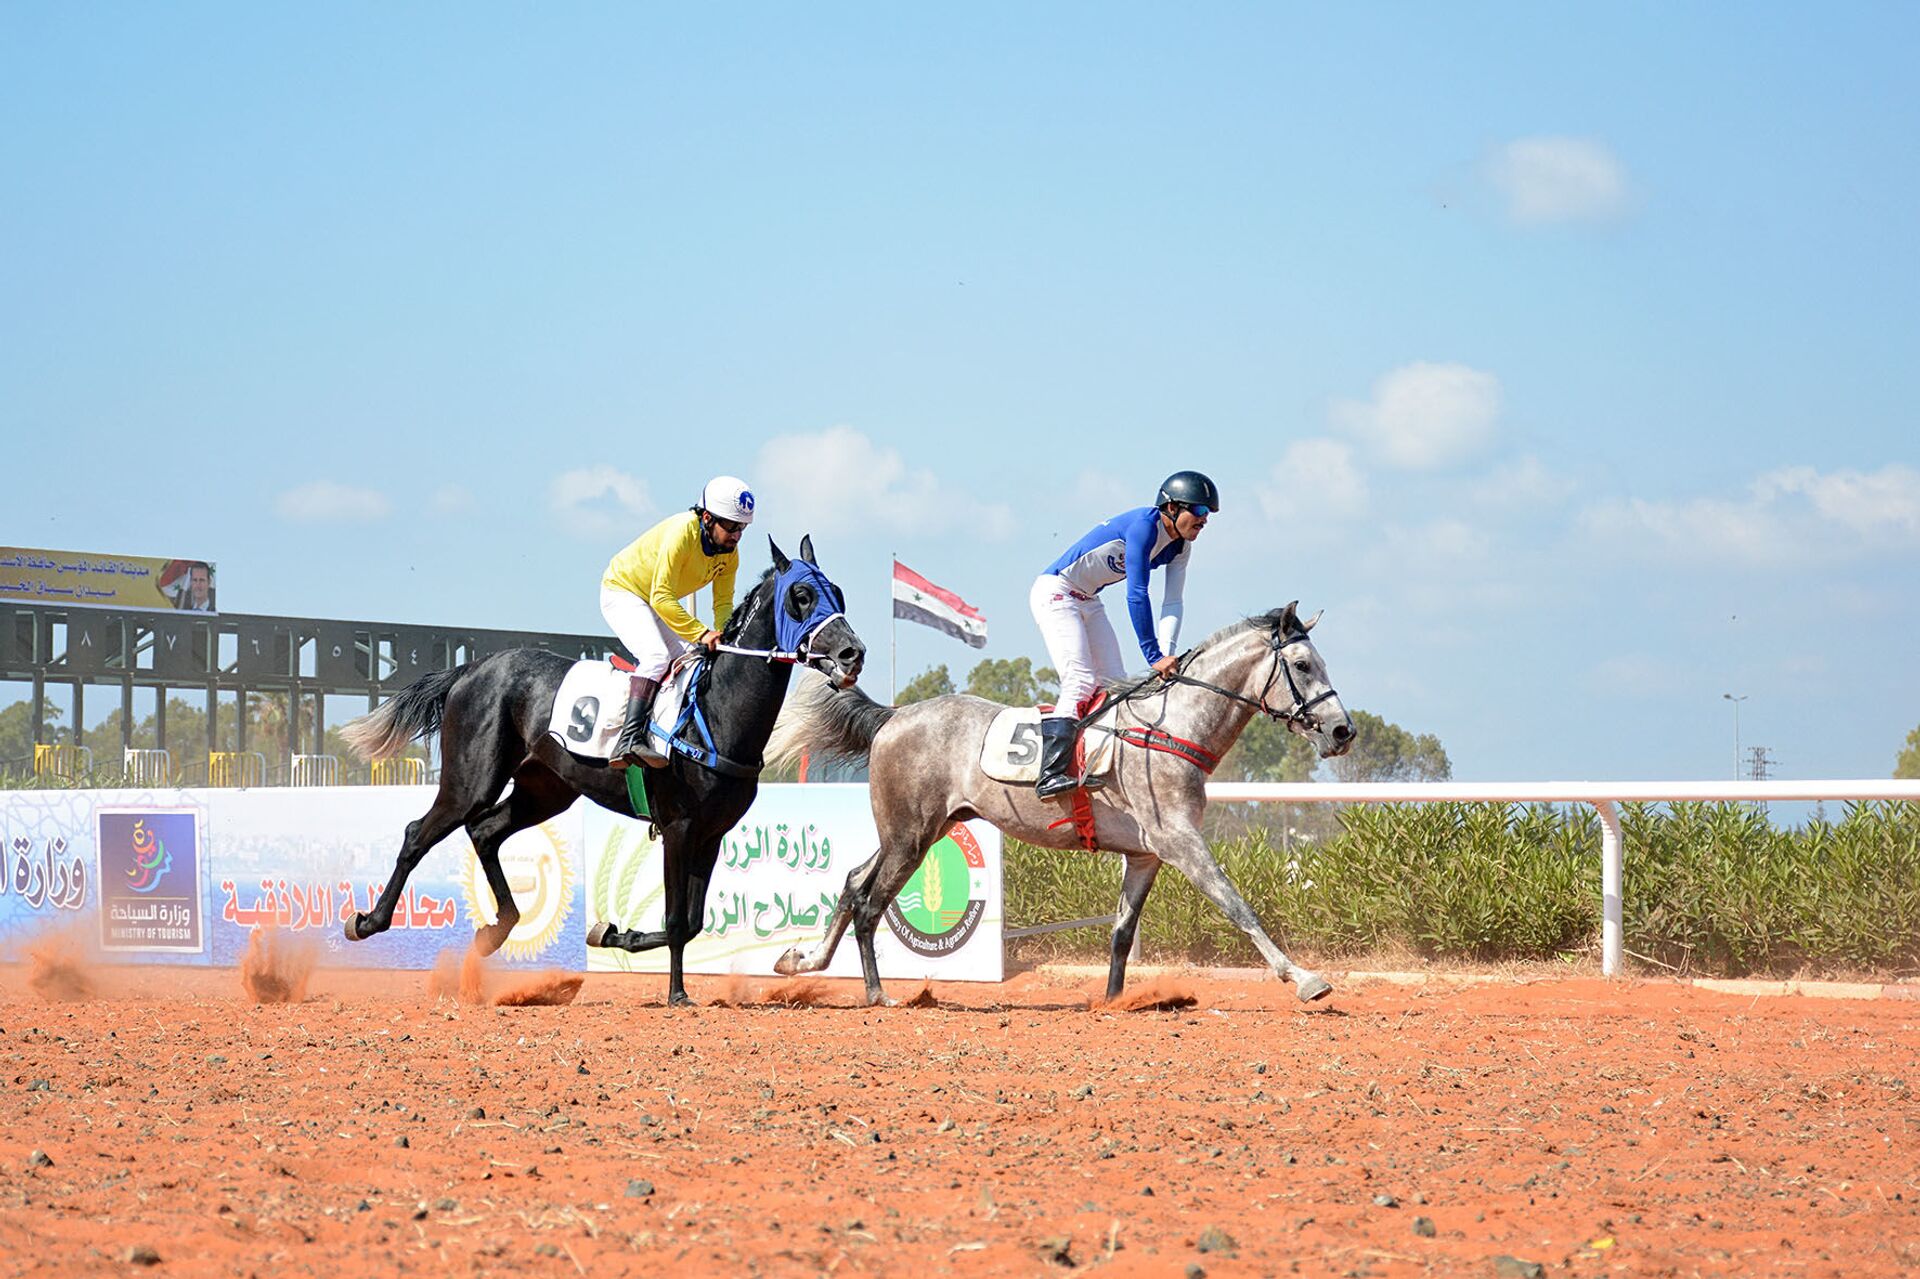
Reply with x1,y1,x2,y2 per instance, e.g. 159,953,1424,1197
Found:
769,537,791,574
1301,608,1323,632
1278,600,1300,632
798,533,816,564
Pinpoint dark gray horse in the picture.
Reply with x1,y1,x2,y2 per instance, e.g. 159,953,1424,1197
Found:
765,603,1353,1006
339,537,865,1005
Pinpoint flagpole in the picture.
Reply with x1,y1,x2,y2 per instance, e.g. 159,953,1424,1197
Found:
889,551,897,704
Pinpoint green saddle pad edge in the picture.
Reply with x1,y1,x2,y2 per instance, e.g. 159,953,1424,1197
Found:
624,765,652,820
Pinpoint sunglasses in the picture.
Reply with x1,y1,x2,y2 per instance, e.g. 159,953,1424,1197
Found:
1183,503,1212,519
710,515,745,535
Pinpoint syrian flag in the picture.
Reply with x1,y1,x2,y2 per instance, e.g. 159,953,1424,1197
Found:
892,559,987,649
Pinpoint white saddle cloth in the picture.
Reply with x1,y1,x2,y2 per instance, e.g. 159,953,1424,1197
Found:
548,656,697,762
979,706,1120,785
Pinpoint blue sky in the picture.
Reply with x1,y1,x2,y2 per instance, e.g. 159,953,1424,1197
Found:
4,4,1916,781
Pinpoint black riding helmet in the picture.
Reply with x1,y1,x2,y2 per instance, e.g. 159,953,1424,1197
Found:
1156,470,1221,512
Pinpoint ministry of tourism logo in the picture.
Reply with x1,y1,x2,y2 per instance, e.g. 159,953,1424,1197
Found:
97,809,203,953
124,819,172,893
884,823,988,959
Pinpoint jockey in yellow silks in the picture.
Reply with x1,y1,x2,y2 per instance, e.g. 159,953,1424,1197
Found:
600,475,755,767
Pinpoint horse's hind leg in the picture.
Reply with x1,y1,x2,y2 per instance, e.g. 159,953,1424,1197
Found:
346,782,473,941
347,700,519,943
464,764,576,957
774,849,887,978
1106,852,1163,1002
1154,827,1331,1003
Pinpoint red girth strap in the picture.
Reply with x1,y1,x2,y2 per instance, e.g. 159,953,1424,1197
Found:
1047,788,1100,851
1113,725,1220,774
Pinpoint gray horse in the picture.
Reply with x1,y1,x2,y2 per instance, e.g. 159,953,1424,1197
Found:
764,602,1355,1006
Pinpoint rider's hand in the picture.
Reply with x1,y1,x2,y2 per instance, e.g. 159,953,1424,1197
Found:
699,629,722,652
1151,654,1179,679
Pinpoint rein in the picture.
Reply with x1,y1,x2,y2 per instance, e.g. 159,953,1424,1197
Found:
664,591,846,775
1080,629,1338,736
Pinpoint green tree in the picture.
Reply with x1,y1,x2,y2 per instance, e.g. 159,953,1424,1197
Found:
964,657,1059,707
1897,725,1920,779
895,664,956,705
1326,709,1452,783
0,700,63,768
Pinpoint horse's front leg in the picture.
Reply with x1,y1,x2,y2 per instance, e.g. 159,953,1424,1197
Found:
665,870,712,1008
773,850,882,978
1153,825,1331,1004
1106,851,1163,1001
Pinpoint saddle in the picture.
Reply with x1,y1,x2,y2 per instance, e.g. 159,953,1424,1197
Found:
548,653,698,763
978,698,1120,786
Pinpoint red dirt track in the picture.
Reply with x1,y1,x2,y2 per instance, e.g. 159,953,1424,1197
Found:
3,964,1916,1277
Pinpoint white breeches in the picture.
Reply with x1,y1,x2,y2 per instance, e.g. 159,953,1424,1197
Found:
600,586,689,681
1029,574,1125,716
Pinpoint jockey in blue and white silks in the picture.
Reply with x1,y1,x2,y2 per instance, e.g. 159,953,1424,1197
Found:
1028,470,1220,801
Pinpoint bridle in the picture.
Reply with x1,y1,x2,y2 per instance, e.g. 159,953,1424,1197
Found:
711,575,850,677
1086,627,1341,733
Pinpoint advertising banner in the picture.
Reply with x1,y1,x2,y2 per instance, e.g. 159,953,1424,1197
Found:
0,789,208,967
203,787,584,971
585,783,1003,981
1,547,218,614
0,783,1000,981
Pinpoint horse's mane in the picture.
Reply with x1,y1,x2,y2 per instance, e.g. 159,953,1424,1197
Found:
719,568,779,643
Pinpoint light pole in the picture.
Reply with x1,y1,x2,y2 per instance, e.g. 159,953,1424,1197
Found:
1722,693,1748,781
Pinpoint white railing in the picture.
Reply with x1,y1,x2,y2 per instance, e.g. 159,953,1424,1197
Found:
291,754,341,787
123,748,173,786
1205,780,1920,977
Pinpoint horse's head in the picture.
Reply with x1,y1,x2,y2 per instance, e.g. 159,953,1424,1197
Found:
1251,601,1354,759
769,534,866,689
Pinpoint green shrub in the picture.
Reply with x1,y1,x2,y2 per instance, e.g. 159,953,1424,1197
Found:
1005,802,1920,978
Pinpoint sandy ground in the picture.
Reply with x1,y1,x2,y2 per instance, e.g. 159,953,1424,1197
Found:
2,951,1917,1278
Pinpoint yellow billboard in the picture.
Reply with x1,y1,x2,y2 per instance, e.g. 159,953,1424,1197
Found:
0,547,219,614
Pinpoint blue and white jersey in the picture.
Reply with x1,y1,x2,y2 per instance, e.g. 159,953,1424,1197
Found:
1042,506,1190,664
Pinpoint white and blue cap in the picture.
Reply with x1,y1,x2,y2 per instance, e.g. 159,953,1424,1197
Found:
700,475,756,525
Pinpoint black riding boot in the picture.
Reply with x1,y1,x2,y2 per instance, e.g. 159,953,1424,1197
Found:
610,675,662,769
1034,715,1081,801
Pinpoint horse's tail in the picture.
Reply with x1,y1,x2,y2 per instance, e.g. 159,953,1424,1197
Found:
339,666,469,760
767,670,897,770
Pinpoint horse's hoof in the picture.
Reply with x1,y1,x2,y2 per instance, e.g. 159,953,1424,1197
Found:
343,913,369,942
667,990,694,1009
773,947,804,977
473,919,514,957
1294,971,1333,1003
870,994,899,1009
586,921,614,948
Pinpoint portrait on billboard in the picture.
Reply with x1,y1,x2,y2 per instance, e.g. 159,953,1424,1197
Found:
159,560,217,612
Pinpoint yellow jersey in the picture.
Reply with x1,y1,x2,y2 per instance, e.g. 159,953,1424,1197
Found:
602,511,738,642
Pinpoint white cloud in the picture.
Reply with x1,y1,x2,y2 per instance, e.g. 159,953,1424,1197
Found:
753,424,1015,540
275,481,392,523
1486,136,1629,226
1069,469,1136,519
1588,654,1688,699
431,485,475,514
1259,438,1368,519
1381,517,1491,564
549,466,654,540
1580,463,1920,566
1333,362,1502,470
1472,456,1577,509
1753,465,1920,541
